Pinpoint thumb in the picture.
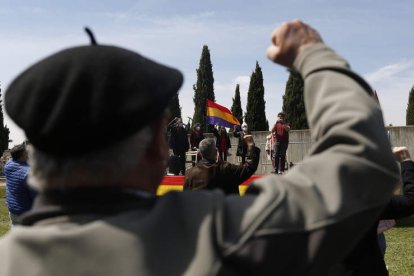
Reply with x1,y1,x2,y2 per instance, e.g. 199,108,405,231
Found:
266,45,281,62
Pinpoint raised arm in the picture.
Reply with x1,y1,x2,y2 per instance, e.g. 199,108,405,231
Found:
381,147,414,219
217,20,399,275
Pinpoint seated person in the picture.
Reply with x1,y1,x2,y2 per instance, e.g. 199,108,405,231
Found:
184,138,259,194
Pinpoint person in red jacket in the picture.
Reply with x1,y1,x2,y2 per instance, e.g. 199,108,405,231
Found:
271,112,290,174
213,125,231,161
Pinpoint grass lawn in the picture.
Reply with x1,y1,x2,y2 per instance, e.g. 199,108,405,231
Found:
0,186,10,236
385,216,414,276
0,185,413,274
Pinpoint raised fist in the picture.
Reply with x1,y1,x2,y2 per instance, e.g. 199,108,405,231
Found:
393,147,411,162
266,19,322,68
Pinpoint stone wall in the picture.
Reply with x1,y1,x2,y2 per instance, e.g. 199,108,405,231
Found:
388,126,414,154
199,125,414,175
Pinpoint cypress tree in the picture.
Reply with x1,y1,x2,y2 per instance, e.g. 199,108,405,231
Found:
0,85,10,154
282,72,308,130
192,45,215,132
231,84,243,126
406,86,414,125
167,93,181,124
245,62,268,131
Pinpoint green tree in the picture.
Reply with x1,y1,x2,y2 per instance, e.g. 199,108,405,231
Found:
0,85,10,154
167,93,181,124
230,84,243,126
192,45,215,132
282,72,308,130
406,86,414,125
245,62,268,131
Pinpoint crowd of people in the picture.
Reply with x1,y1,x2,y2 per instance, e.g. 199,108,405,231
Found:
168,113,290,176
0,19,413,276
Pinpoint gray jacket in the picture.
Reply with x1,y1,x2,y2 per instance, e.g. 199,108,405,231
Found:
0,44,399,276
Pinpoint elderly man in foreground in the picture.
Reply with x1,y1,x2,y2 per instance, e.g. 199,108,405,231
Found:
0,20,398,276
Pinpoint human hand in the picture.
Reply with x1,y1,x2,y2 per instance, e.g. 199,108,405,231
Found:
393,147,411,162
266,19,323,67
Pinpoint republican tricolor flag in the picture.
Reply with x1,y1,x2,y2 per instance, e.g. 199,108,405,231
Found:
206,99,240,128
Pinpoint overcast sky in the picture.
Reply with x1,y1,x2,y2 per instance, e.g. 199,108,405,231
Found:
1,0,414,146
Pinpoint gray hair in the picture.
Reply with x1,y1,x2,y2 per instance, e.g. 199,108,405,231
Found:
198,138,217,161
28,125,154,191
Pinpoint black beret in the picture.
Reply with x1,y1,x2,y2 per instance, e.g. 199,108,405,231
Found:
5,45,183,156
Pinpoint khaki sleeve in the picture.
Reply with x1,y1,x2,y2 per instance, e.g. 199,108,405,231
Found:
217,43,400,273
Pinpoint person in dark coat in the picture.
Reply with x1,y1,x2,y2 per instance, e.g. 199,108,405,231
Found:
330,146,414,276
189,122,204,164
213,125,231,161
233,123,250,164
184,138,259,195
169,117,189,175
189,123,204,151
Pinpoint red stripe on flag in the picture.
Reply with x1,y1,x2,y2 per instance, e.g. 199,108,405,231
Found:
206,99,233,114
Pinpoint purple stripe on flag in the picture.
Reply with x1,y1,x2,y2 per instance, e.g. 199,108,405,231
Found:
207,116,237,128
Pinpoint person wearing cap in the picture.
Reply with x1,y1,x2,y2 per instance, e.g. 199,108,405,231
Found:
0,21,399,275
184,138,258,194
3,143,35,225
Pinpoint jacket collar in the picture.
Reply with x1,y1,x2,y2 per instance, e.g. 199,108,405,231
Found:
19,187,157,226
198,158,216,165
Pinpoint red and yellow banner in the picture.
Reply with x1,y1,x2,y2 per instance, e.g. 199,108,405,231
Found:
157,175,262,196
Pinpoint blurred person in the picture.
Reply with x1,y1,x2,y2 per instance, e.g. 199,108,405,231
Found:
265,132,276,172
189,123,205,152
331,147,414,276
184,138,258,194
4,143,35,226
0,21,399,276
189,122,204,164
376,219,395,257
